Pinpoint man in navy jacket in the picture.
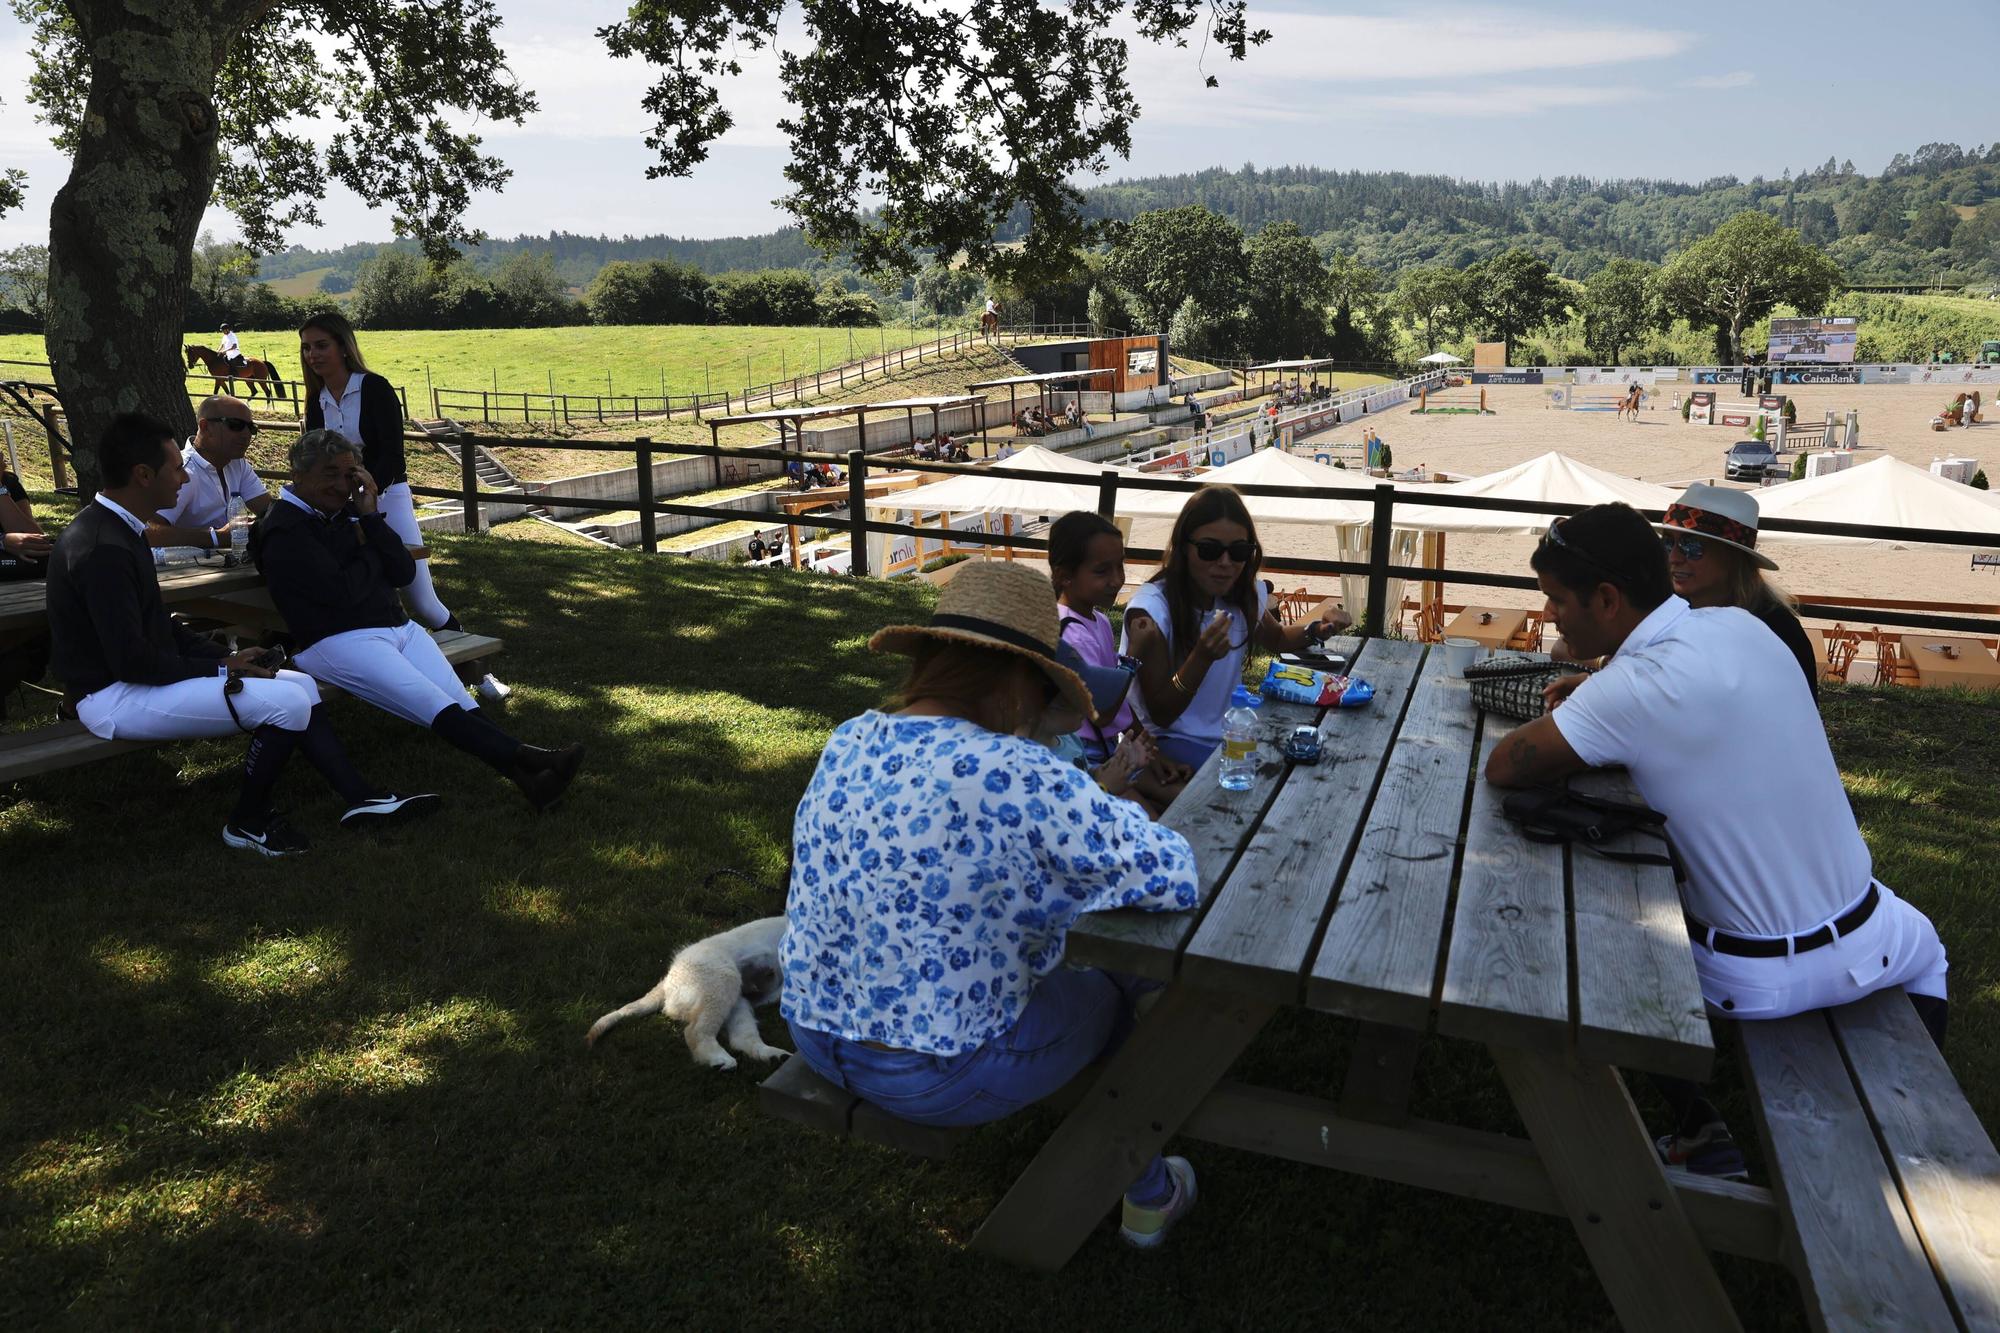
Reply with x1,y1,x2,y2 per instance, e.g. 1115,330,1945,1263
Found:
257,430,583,811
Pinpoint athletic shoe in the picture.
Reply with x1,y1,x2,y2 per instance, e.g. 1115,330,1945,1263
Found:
475,673,511,704
339,792,442,830
222,814,310,858
1119,1156,1197,1250
1655,1121,1749,1182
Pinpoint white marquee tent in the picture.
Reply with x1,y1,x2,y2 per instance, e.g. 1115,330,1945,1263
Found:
1391,452,1681,534
871,445,1144,517
1115,445,1378,525
1751,456,2000,550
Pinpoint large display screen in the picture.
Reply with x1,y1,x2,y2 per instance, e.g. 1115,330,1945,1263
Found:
1767,316,1859,364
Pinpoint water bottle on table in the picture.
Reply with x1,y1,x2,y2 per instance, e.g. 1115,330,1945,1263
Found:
227,495,248,561
1219,685,1260,791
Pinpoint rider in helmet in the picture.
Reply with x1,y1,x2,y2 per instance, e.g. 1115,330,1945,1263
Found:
219,325,246,373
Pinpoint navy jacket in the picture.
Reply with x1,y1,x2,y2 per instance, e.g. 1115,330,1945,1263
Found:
255,495,416,650
46,502,224,694
305,373,407,487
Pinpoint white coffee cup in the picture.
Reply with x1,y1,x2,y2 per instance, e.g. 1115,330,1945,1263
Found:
1443,637,1481,677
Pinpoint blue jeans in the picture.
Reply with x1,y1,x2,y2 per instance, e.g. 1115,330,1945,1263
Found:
788,966,1174,1207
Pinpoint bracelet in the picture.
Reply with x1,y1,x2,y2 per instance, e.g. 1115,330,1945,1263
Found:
1170,669,1194,697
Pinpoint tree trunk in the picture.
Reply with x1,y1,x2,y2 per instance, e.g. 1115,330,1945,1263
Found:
1727,315,1746,365
45,12,221,495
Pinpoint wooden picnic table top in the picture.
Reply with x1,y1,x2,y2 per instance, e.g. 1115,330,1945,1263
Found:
1441,606,1529,650
1901,634,2000,690
0,561,263,634
1068,634,1712,1080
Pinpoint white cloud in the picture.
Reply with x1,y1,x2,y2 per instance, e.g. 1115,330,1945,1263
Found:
1346,84,1650,117
1684,70,1756,90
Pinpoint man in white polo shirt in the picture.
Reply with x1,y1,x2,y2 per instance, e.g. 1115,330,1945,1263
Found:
1484,502,1948,1180
148,395,272,552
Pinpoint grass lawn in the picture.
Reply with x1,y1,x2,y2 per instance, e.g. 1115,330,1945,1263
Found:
3,525,1993,1328
0,324,947,404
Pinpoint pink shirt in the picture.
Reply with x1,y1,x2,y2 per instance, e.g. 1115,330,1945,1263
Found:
1059,607,1135,750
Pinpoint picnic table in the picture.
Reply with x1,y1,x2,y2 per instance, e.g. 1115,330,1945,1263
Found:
970,636,1758,1329
1900,634,2000,690
0,561,267,637
1441,605,1528,650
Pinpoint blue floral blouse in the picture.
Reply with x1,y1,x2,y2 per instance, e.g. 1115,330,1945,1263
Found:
780,711,1199,1055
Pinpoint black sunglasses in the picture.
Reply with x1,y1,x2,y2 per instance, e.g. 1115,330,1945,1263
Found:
1541,517,1623,580
1186,538,1258,563
204,416,257,434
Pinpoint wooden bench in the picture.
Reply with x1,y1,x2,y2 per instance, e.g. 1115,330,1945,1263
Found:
0,630,502,783
758,1053,1098,1161
1740,988,2000,1330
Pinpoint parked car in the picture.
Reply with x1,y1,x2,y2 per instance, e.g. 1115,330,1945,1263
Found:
1723,439,1779,481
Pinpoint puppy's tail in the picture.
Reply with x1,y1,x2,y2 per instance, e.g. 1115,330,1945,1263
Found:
585,987,667,1048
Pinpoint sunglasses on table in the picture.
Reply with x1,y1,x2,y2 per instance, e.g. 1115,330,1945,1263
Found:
204,415,258,434
1185,538,1259,563
1660,534,1709,561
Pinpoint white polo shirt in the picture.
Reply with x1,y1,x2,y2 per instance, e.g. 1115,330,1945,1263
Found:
1550,596,1871,938
160,442,263,530
318,372,369,445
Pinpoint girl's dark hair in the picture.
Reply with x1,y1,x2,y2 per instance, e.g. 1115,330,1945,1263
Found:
1047,510,1121,580
1148,485,1263,650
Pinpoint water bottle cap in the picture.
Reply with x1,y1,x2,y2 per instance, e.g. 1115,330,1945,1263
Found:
1230,685,1257,708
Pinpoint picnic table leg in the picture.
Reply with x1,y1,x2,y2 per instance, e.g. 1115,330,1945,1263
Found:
971,982,1274,1271
1490,1043,1742,1333
1340,1021,1423,1126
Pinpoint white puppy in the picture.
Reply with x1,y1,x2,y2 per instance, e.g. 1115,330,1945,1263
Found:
585,916,791,1070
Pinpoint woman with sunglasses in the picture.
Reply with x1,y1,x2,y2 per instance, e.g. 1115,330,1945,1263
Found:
1547,484,1817,709
1121,485,1349,768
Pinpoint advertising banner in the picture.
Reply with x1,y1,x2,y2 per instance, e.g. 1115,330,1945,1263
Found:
1860,365,1908,384
1758,394,1788,411
1775,367,1861,385
1690,368,1742,384
1126,347,1159,377
1472,369,1544,385
1915,365,2000,385
1574,367,1660,386
1767,316,1859,364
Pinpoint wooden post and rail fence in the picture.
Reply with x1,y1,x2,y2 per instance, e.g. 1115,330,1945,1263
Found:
406,426,2000,644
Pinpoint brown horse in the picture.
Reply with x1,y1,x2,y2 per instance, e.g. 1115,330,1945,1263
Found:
979,309,999,339
186,344,289,400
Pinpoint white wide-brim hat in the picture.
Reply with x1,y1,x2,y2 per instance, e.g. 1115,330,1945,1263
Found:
1654,483,1779,571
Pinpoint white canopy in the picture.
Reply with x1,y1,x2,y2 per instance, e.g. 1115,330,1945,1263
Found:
1117,445,1376,524
1417,352,1464,365
871,445,1141,517
1752,456,2000,550
1392,451,1680,534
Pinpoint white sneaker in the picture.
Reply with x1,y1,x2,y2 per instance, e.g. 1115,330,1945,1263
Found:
475,673,511,703
1119,1156,1196,1250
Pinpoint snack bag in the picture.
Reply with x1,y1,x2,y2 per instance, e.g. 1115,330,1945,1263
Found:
1261,660,1344,706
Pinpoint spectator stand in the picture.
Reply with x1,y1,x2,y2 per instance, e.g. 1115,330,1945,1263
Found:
964,368,1117,440
1245,358,1340,406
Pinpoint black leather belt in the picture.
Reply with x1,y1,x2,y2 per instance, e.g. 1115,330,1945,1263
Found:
1686,884,1879,958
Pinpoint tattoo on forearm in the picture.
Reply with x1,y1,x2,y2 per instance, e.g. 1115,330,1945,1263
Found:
1506,733,1539,776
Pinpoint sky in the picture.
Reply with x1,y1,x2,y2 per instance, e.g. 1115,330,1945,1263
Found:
2,0,1996,252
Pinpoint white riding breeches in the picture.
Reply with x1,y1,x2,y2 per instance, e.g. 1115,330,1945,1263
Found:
76,669,321,741
380,482,451,629
295,621,466,727
1692,880,1948,1019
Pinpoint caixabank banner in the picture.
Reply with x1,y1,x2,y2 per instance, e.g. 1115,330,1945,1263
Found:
1775,367,1862,384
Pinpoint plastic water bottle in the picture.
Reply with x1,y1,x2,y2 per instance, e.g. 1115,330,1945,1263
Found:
1219,685,1260,791
228,496,248,559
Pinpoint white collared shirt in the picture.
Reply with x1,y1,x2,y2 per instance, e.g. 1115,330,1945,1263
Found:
159,441,263,530
93,494,148,536
317,372,369,445
1550,595,1871,937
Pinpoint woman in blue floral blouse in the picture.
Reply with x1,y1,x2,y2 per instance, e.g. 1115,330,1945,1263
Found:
780,559,1203,1249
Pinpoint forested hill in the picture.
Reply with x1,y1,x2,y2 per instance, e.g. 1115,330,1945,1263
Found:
257,229,819,288
259,141,2000,287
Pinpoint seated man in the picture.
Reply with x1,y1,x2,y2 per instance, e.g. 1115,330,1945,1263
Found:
1,463,51,581
46,414,433,855
1484,503,1948,1180
148,394,273,552
256,430,585,812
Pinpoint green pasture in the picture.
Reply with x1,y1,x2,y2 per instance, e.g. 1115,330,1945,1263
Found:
0,324,946,404
1,495,1994,1327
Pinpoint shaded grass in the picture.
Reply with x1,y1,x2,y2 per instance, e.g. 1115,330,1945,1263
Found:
2,538,1991,1329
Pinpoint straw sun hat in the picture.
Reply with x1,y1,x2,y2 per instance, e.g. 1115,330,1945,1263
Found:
1655,483,1779,572
869,560,1096,719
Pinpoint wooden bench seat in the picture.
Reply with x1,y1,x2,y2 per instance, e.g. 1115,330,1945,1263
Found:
0,631,502,783
1740,988,2000,1330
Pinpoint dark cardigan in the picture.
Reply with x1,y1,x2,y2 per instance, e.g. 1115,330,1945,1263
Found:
304,372,407,487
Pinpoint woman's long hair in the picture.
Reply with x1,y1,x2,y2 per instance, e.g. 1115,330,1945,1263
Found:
1716,544,1798,617
298,310,369,401
1149,484,1263,651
